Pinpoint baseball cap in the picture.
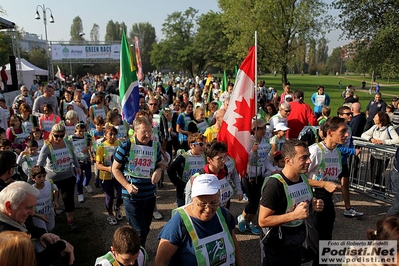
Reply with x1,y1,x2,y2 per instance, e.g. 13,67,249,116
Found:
274,123,290,132
191,174,220,198
251,119,267,129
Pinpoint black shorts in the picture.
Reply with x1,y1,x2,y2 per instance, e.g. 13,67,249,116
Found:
338,164,349,179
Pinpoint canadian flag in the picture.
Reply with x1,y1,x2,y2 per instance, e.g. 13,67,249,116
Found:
217,46,256,177
55,65,65,81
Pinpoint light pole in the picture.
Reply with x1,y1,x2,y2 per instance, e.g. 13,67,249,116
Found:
35,4,55,81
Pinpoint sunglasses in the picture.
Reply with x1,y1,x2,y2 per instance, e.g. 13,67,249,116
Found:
192,142,205,147
284,109,291,113
75,122,86,129
195,198,219,209
53,134,65,139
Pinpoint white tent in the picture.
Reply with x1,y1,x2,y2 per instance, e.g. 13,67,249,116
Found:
19,58,48,76
5,58,48,89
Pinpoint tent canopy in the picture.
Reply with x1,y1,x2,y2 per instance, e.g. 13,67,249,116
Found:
18,58,48,76
5,58,48,89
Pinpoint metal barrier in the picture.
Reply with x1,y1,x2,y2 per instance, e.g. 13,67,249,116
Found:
349,137,397,203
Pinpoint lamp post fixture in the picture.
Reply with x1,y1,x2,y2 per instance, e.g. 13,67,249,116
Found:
35,4,55,80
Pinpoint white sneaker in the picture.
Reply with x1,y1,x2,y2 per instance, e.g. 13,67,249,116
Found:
343,207,364,218
153,211,162,220
78,194,84,203
243,194,248,201
84,185,93,193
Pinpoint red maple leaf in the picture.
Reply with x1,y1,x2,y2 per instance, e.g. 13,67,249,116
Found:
233,97,255,132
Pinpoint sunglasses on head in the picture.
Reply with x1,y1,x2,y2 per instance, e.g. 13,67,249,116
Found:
192,142,205,147
53,134,65,139
75,122,86,129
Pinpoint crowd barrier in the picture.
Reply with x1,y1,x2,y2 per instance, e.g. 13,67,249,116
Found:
348,137,398,203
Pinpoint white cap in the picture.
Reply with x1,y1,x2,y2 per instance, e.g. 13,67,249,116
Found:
274,123,290,132
191,174,220,198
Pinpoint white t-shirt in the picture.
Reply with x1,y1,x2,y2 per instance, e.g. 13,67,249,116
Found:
307,142,342,182
70,100,88,123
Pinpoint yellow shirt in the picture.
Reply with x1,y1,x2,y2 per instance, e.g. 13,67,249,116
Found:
203,126,219,142
95,140,118,180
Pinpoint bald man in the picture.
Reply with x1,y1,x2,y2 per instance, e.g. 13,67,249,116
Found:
349,102,366,137
203,109,226,142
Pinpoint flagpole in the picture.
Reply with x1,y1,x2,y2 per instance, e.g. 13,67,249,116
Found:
254,31,259,183
255,31,258,118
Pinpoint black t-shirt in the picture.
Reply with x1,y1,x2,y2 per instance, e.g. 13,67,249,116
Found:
187,119,201,133
260,172,305,215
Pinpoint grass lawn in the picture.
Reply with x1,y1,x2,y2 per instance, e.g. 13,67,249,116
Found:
257,74,399,115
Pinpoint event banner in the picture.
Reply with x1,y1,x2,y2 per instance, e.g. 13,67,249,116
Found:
51,44,121,60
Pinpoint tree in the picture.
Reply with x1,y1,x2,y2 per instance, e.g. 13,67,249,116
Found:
105,20,127,41
105,20,116,41
292,35,307,74
129,22,157,73
150,7,198,77
119,22,127,40
326,47,342,75
90,23,100,42
70,16,84,42
28,48,47,70
150,8,230,77
316,37,329,64
193,11,231,72
333,0,399,76
0,31,13,65
308,39,317,74
219,0,332,86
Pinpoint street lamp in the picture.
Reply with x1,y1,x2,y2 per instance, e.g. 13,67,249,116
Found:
35,4,55,80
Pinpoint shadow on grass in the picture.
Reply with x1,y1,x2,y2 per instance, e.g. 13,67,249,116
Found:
52,207,107,266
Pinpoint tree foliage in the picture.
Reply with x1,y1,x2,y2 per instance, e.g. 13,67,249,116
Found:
219,0,332,86
129,22,157,73
0,31,13,65
150,8,230,77
28,48,47,70
326,47,342,74
90,23,100,42
105,20,126,41
193,11,230,71
333,0,399,76
150,8,198,77
70,16,84,42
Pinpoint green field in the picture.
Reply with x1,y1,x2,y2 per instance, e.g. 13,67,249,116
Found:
257,74,399,115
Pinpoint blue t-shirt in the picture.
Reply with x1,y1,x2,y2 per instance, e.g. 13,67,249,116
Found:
82,92,92,107
113,137,161,201
176,113,190,142
158,207,235,266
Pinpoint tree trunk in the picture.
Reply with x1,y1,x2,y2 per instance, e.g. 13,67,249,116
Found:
281,66,288,88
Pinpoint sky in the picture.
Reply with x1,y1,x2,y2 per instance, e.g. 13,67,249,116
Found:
2,0,349,53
